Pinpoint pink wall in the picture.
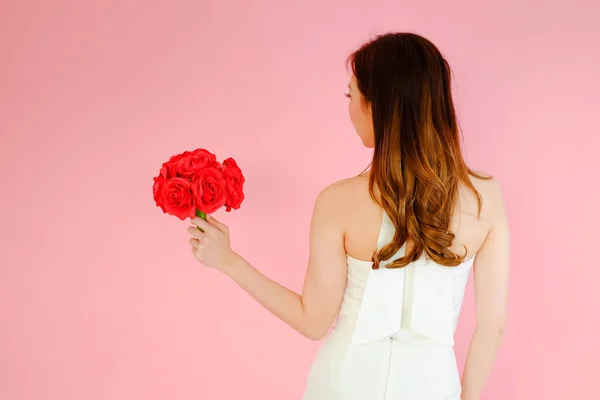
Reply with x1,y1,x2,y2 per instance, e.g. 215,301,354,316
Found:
1,1,598,399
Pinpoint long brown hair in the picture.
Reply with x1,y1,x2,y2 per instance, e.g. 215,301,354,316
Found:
346,32,492,269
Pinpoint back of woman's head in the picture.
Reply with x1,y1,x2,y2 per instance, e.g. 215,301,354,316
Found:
346,31,491,269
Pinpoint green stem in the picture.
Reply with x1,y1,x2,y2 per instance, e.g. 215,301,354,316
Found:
195,209,207,232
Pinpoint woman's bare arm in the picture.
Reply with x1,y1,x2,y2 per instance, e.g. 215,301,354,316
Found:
220,183,349,340
461,180,510,399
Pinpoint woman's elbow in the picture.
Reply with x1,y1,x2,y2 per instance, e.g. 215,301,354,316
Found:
301,321,331,341
303,331,325,341
476,319,506,338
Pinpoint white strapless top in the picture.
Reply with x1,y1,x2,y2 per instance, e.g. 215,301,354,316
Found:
339,210,475,346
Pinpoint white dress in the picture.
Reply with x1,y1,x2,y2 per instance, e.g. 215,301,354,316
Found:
302,210,475,400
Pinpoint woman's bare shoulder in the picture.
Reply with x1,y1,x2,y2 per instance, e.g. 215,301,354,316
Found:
321,173,368,192
315,174,372,213
464,169,507,223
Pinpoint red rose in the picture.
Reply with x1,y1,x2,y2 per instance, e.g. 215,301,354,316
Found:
161,152,186,178
161,177,196,220
152,173,168,213
159,149,219,179
192,167,228,214
174,149,220,179
221,157,245,211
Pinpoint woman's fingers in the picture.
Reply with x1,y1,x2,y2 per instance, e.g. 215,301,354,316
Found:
207,214,229,234
187,225,205,238
188,237,200,247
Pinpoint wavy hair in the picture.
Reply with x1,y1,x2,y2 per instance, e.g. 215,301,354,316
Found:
346,32,492,269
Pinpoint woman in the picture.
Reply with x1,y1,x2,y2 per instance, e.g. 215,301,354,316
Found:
187,32,509,400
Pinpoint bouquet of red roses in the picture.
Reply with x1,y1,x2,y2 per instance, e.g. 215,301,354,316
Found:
152,148,245,228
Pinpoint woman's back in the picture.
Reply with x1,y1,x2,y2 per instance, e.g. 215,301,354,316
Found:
342,170,496,264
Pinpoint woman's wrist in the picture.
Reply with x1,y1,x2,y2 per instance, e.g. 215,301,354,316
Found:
218,250,244,275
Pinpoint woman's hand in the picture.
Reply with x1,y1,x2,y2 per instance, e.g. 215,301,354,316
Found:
187,214,239,272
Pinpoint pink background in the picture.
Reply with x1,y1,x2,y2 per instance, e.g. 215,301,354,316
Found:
1,1,599,399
